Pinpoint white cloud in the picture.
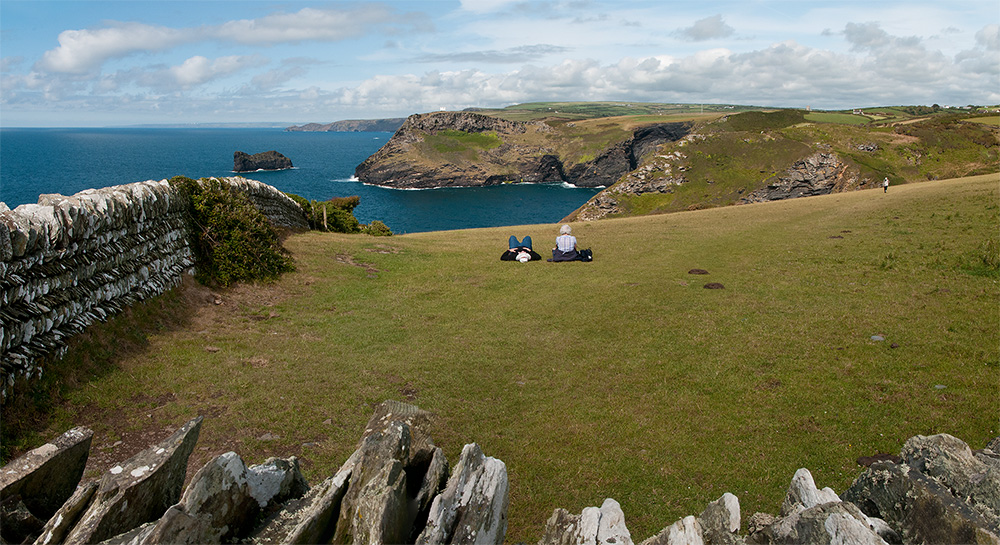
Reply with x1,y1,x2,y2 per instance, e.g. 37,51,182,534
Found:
976,24,1000,50
1,56,25,72
844,22,893,51
677,15,736,42
36,23,191,74
214,5,417,45
251,66,308,91
168,55,266,88
32,6,430,76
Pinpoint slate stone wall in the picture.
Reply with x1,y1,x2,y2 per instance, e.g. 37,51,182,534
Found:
0,177,306,402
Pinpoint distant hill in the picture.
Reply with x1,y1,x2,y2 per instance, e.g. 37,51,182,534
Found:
286,118,406,133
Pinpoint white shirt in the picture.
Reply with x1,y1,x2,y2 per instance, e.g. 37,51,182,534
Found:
556,234,577,252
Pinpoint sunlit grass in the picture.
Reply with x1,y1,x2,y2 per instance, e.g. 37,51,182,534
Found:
18,174,1000,542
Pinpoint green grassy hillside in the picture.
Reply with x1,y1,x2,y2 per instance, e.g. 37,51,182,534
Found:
575,109,999,219
7,174,998,542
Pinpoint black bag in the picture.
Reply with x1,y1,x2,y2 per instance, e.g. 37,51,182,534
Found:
578,248,593,262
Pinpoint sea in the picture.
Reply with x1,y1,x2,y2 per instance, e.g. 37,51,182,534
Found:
0,128,602,234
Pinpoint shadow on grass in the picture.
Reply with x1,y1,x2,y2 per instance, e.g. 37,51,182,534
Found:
0,275,213,463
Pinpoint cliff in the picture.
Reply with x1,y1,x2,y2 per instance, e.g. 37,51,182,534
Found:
342,104,996,220
233,150,292,172
285,118,406,132
569,110,999,221
354,111,692,188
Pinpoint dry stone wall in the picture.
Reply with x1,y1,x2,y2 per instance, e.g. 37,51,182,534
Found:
0,177,306,402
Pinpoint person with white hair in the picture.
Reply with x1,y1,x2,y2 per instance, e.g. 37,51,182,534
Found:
549,224,579,262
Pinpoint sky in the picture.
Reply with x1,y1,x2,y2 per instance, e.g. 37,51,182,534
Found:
1,0,998,127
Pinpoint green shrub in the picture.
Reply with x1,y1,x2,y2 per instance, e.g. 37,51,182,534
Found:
170,176,294,286
362,220,393,236
285,193,363,233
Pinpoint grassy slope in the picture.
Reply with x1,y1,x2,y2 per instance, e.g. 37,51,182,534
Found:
19,174,1000,542
595,112,999,219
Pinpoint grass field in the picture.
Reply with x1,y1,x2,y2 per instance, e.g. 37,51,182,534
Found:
804,112,870,125
969,116,1000,126
13,174,999,542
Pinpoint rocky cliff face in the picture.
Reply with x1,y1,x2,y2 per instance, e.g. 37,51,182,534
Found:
739,152,862,204
353,112,691,189
575,143,876,222
233,151,293,173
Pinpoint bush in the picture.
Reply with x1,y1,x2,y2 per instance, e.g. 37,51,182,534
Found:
362,220,393,236
170,176,294,286
285,193,362,233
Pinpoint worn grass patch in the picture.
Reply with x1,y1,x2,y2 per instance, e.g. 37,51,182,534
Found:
14,174,999,542
805,112,871,125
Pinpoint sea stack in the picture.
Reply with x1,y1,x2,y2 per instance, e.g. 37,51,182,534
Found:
233,150,293,172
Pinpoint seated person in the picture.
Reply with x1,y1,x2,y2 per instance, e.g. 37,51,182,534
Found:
549,225,579,261
501,235,541,261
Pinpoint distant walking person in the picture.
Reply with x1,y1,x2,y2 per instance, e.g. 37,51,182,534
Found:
883,177,889,193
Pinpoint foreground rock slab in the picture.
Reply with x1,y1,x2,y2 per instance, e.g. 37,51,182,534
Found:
540,497,633,545
62,416,202,544
417,442,509,545
0,426,92,519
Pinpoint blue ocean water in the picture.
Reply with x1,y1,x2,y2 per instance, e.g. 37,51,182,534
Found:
0,128,601,234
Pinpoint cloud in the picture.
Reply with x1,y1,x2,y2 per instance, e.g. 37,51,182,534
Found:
1,56,25,72
413,44,571,64
843,22,893,51
214,5,430,45
251,66,308,91
676,15,735,42
36,23,191,74
168,55,267,88
32,6,431,76
976,24,1000,51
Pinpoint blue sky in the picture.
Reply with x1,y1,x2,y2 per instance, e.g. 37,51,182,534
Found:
1,0,997,127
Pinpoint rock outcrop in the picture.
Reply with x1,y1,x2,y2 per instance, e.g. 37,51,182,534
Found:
0,426,92,520
0,407,996,545
843,433,1000,544
0,401,510,545
354,111,690,189
739,153,860,204
233,151,293,172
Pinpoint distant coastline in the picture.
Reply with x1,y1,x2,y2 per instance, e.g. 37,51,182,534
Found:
286,118,406,133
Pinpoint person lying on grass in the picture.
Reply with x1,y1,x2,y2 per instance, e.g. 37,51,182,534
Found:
501,235,541,262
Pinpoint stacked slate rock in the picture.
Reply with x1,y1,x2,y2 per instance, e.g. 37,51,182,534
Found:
0,400,510,545
0,180,193,402
0,177,306,403
217,176,308,230
538,433,999,545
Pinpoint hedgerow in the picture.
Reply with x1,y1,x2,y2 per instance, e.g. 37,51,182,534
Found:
285,193,363,233
170,176,294,286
